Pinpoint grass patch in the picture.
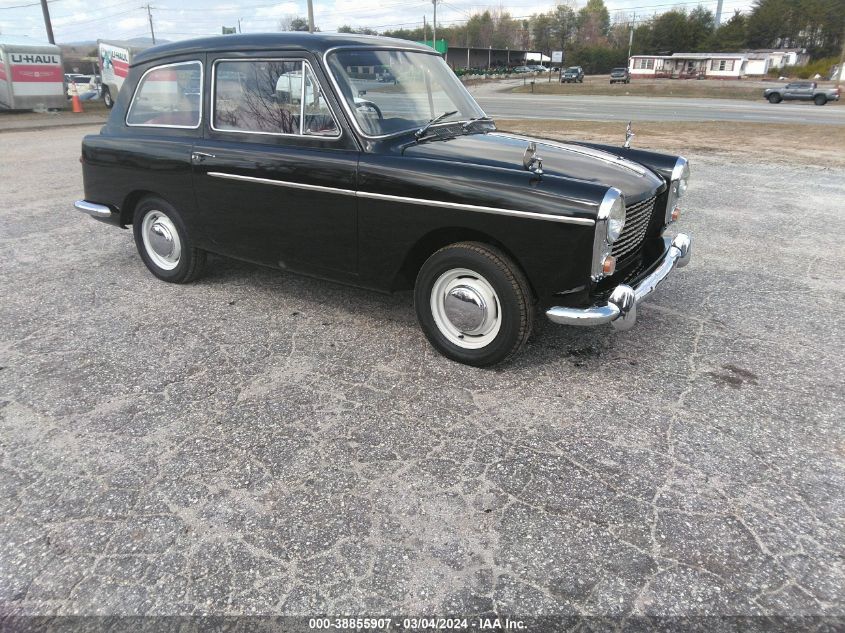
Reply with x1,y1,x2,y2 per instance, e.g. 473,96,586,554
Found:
511,79,767,100
494,118,845,167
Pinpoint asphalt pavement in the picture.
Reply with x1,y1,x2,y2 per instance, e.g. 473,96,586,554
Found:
458,79,845,126
1,125,843,626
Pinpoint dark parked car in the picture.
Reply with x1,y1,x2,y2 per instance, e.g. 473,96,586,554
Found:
76,34,693,366
561,66,584,83
610,67,630,84
763,81,840,106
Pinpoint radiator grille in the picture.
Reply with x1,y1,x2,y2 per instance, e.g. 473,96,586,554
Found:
612,196,657,262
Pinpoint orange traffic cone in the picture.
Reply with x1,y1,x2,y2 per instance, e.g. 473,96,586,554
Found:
71,83,84,113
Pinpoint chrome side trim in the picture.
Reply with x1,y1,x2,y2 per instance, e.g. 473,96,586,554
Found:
206,172,595,226
126,60,204,130
207,172,356,196
75,200,113,218
546,233,692,329
356,191,595,225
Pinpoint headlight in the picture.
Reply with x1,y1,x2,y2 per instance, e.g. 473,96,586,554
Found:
606,196,626,243
676,162,690,198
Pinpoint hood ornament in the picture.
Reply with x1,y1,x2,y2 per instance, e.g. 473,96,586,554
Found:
522,141,543,177
624,121,635,149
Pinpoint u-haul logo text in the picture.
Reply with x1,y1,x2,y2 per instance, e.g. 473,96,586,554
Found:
10,53,61,65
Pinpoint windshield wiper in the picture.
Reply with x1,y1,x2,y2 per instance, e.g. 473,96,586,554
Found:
415,110,458,140
461,115,493,131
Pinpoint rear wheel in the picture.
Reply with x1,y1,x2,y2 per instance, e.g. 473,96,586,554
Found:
767,93,782,104
414,242,534,367
814,94,827,106
103,88,114,108
133,196,206,284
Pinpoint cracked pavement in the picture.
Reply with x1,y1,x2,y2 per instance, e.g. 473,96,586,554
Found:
0,125,843,624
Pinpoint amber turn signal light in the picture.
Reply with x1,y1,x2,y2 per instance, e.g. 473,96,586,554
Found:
671,207,681,222
602,255,616,276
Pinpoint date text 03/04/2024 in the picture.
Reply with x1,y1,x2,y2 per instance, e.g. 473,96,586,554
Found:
307,617,527,630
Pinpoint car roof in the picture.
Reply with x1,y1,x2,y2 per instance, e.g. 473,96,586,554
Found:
132,32,433,67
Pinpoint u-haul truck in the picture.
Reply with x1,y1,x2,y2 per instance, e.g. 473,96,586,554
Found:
0,37,65,111
98,40,150,108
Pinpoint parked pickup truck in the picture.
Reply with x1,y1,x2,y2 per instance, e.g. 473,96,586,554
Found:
764,82,841,106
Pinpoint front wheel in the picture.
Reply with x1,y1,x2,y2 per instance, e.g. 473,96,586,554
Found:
767,93,782,104
814,94,827,106
133,197,206,283
414,242,534,367
103,88,114,108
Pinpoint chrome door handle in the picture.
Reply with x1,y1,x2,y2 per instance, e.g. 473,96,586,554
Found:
191,151,216,162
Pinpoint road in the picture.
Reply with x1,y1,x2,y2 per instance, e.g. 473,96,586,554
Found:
467,81,845,126
1,125,843,625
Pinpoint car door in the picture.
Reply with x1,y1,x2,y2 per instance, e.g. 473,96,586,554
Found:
191,52,360,278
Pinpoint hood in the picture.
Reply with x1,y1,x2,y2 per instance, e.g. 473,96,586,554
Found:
402,132,664,203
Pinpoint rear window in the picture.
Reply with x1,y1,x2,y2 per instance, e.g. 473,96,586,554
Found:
126,61,202,128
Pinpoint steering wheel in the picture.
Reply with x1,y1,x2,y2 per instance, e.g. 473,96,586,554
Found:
354,99,383,121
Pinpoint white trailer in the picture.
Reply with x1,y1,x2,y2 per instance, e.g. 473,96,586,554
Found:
0,36,65,111
98,40,150,108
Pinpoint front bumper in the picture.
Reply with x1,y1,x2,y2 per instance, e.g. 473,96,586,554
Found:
546,233,692,330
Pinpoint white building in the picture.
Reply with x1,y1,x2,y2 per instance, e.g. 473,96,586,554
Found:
629,53,747,79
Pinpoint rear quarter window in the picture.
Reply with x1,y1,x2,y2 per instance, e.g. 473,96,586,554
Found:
126,61,202,128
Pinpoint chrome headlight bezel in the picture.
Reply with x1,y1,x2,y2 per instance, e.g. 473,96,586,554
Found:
592,187,625,281
665,157,689,225
607,196,626,243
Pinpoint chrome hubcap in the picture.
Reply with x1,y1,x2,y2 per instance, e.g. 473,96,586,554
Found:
444,285,488,334
141,210,181,271
148,221,174,258
431,268,501,349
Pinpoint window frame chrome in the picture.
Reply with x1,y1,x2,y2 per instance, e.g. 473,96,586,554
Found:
323,45,488,141
591,187,624,282
210,57,342,140
126,60,204,130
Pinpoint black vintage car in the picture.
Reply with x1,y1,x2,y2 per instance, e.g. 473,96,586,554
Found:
76,34,692,367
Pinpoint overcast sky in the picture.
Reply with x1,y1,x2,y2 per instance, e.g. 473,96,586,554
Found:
1,0,756,45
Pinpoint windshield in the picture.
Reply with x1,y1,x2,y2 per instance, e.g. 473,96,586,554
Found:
566,67,579,72
327,49,485,137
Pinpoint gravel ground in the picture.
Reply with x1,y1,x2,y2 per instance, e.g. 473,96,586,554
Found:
0,125,843,628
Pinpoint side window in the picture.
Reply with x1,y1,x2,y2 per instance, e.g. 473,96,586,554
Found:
127,61,201,128
213,59,338,137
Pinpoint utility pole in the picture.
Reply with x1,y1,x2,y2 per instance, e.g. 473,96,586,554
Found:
627,12,635,61
423,15,427,43
39,0,55,44
144,4,156,44
714,0,724,29
307,0,314,33
432,0,437,51
237,18,242,33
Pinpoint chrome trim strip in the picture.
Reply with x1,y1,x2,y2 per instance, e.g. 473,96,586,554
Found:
209,57,342,140
322,45,488,142
206,172,595,226
126,60,204,130
356,191,595,225
75,200,113,218
546,233,692,328
492,133,649,177
207,172,356,196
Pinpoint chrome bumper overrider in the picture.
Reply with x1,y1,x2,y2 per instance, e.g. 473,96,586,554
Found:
546,233,692,331
74,200,113,218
